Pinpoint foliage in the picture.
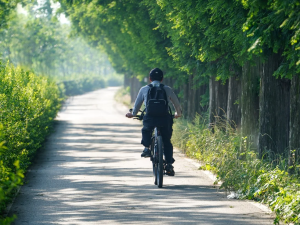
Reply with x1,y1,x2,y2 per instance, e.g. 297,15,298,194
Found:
0,61,61,219
0,0,119,93
58,0,186,83
172,116,300,224
57,0,300,84
171,118,190,151
0,9,115,79
114,87,131,107
56,72,122,96
0,0,23,31
0,133,23,224
105,74,123,87
144,0,245,80
240,0,300,78
61,75,106,96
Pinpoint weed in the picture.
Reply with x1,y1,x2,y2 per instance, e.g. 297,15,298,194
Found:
172,115,300,224
114,87,131,107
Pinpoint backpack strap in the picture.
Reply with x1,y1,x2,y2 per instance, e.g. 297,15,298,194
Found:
159,84,168,105
160,84,171,115
168,106,172,116
146,84,153,105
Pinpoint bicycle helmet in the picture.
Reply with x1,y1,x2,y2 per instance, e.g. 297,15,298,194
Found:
149,68,163,81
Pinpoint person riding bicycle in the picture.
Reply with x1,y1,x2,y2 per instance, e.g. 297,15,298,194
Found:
125,68,182,176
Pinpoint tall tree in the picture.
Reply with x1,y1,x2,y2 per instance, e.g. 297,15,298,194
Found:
0,0,23,31
0,2,114,78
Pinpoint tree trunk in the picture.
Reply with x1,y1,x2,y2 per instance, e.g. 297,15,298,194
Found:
196,83,208,115
241,59,260,150
259,53,290,157
187,75,196,119
163,77,174,87
209,76,228,126
227,76,242,129
124,73,131,88
209,78,216,126
289,75,300,173
130,76,142,103
163,77,181,113
183,79,189,119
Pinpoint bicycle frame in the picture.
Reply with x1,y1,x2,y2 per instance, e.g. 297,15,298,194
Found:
130,108,172,188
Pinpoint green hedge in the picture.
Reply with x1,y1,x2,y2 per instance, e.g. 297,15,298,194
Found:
172,115,300,225
106,75,123,87
0,61,61,221
61,77,106,96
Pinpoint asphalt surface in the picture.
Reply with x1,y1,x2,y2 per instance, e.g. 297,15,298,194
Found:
10,87,275,225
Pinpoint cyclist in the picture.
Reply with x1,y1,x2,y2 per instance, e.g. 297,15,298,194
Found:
125,68,182,176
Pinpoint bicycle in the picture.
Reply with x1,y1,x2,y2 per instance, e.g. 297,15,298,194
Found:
130,109,170,188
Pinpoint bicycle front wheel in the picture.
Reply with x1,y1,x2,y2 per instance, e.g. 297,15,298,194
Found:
157,136,164,188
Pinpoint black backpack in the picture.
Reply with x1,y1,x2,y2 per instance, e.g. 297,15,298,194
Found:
146,84,169,116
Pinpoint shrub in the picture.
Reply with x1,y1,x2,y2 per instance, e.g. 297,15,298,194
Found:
0,61,61,221
62,76,106,96
106,75,123,87
114,86,131,107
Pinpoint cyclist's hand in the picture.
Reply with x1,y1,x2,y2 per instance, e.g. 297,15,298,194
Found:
126,112,133,118
174,112,181,119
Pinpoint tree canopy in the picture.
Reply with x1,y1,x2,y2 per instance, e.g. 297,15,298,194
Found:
0,1,115,79
57,0,300,83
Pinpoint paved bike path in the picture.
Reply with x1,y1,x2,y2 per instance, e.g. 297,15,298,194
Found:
10,87,274,224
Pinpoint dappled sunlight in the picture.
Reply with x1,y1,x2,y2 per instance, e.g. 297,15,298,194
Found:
10,88,273,225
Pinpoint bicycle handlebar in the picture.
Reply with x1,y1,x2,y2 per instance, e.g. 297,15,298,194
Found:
129,108,144,120
129,108,174,120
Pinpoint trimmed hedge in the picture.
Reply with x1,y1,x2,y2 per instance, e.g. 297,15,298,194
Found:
106,75,123,87
0,61,61,221
62,77,106,96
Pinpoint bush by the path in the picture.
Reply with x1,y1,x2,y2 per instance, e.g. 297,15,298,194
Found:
0,62,61,221
61,76,106,96
106,74,123,87
114,87,131,107
172,116,300,225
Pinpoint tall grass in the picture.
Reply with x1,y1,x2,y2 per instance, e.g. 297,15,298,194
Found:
114,87,131,107
172,115,300,224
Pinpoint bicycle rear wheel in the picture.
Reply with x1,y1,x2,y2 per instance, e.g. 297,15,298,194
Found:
151,137,157,185
157,136,163,188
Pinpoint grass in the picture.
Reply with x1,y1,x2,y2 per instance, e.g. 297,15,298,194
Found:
114,86,131,107
172,115,300,225
114,87,300,224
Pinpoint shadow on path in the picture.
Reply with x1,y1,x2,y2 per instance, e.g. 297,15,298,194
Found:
10,88,273,225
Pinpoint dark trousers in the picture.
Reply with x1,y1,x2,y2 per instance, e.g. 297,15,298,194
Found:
141,115,174,164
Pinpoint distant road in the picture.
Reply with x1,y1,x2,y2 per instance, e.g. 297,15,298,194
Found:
10,87,274,224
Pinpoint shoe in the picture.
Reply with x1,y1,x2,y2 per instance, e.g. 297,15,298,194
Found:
165,163,175,176
141,148,151,157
